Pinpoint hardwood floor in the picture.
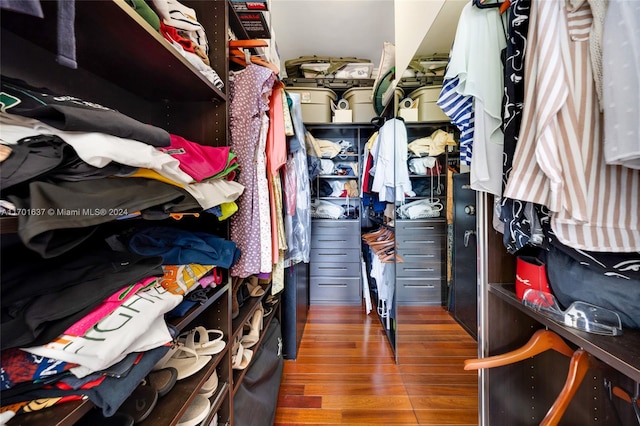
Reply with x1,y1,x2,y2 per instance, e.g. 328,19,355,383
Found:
275,305,479,425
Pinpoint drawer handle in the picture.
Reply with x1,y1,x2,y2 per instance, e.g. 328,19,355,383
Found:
404,268,435,272
318,239,347,243
404,284,435,289
404,254,435,258
318,283,348,287
318,266,348,270
317,253,348,256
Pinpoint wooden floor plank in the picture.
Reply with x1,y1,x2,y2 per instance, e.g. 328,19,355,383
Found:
275,305,479,425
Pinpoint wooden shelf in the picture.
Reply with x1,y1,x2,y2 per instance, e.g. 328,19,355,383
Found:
489,283,640,382
6,399,94,426
0,0,226,103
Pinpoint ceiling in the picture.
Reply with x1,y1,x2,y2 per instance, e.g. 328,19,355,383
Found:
269,0,467,76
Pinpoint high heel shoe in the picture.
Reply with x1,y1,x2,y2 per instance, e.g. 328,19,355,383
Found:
245,275,266,297
240,305,264,348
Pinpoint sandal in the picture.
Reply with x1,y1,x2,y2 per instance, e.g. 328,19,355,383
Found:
231,338,253,370
153,342,211,380
240,306,263,349
245,276,265,297
179,326,225,356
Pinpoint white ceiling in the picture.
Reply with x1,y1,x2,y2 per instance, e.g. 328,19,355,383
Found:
269,0,467,76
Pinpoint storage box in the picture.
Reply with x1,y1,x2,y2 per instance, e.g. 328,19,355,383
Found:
333,109,353,123
398,108,418,122
343,87,376,123
409,86,449,122
300,63,331,78
335,63,373,79
285,87,337,123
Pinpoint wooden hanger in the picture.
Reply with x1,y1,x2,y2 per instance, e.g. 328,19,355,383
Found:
540,349,590,426
229,40,279,74
464,329,575,370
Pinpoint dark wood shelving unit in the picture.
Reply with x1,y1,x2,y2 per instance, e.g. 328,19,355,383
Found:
489,283,640,383
1,0,226,103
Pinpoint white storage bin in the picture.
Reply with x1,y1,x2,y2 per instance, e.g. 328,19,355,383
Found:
409,86,449,123
286,87,337,123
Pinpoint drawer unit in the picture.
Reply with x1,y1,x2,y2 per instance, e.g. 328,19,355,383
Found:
310,276,361,304
396,277,443,304
310,219,362,305
395,220,446,305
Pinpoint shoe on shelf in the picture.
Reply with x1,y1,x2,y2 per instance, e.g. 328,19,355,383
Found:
245,275,265,297
146,367,178,398
177,394,210,426
231,337,253,370
240,305,264,349
199,369,219,398
178,326,225,356
153,342,211,381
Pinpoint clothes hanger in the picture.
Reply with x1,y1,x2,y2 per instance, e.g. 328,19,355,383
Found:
228,40,279,74
540,349,590,426
464,329,575,370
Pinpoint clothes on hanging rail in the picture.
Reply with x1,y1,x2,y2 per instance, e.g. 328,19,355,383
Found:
503,0,640,252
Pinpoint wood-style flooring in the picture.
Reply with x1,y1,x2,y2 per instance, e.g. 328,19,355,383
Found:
275,305,479,425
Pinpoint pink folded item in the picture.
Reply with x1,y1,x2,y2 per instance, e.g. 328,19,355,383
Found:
64,277,157,336
160,134,232,182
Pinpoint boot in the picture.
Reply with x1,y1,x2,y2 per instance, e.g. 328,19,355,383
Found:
231,276,242,319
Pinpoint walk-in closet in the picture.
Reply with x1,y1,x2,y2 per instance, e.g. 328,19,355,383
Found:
1,1,638,425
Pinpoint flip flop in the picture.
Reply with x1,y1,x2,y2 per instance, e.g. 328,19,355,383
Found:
153,343,211,381
199,369,219,398
177,394,210,426
179,326,225,356
146,367,178,398
116,382,158,424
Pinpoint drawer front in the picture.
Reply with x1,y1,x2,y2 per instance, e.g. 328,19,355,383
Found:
311,234,361,249
312,220,361,238
396,245,445,257
310,248,360,263
310,261,361,277
396,234,447,250
396,277,443,304
310,276,361,304
396,261,443,278
396,221,446,236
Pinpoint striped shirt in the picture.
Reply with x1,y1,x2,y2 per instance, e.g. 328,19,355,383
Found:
504,0,640,252
438,76,475,166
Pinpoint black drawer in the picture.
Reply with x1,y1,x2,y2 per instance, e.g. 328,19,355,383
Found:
310,261,361,277
396,277,443,305
310,277,361,304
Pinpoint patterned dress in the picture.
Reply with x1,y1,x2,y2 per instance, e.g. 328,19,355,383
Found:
229,64,276,278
